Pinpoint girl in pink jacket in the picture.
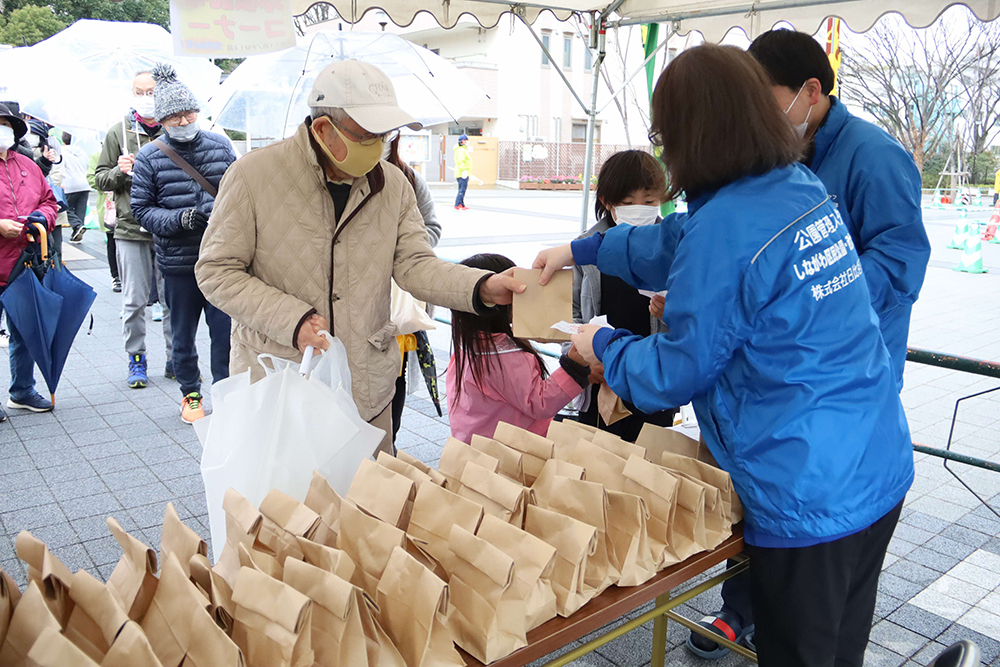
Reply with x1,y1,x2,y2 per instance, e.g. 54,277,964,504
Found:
447,253,590,443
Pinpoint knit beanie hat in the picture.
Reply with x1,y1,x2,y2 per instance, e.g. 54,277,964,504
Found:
152,64,200,123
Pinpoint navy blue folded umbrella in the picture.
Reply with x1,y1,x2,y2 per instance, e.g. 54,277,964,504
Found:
0,223,96,402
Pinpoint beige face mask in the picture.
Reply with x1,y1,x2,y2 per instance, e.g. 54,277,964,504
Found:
312,122,383,178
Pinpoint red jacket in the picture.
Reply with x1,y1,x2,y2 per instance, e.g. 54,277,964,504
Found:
0,151,58,285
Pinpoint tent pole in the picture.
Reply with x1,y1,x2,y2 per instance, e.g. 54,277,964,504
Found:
595,25,674,115
580,14,605,233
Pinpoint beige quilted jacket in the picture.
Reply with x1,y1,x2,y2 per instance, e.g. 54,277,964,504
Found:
196,121,489,420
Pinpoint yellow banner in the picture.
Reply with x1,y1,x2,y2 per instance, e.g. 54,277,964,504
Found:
825,17,841,96
170,0,296,57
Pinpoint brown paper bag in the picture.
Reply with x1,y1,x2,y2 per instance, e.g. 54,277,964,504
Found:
666,468,726,549
591,429,646,460
531,458,586,501
26,625,99,667
1,567,21,648
621,454,682,569
347,458,416,530
564,438,627,492
15,531,74,627
457,462,531,528
141,554,244,667
232,567,313,667
605,491,657,586
375,547,463,667
0,582,61,667
283,559,404,667
438,437,499,491
511,268,573,342
661,452,743,524
338,498,407,598
475,514,557,631
546,419,595,447
470,435,526,485
258,489,322,566
406,481,484,573
106,518,159,623
533,476,618,593
493,422,554,485
189,553,235,635
293,538,356,583
597,384,632,426
62,570,129,662
523,505,597,617
101,620,164,667
636,422,714,464
447,525,525,663
376,451,435,490
237,542,284,583
160,503,207,579
396,451,447,487
214,489,267,589
302,471,342,548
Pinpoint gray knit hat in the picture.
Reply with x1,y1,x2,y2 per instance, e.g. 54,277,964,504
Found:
152,64,200,123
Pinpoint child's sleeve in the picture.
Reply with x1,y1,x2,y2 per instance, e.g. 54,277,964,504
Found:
481,352,586,422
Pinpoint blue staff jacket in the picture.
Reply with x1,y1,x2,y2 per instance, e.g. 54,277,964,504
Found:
573,163,913,547
810,97,929,389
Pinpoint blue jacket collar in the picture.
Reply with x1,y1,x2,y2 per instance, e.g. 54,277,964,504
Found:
809,96,848,171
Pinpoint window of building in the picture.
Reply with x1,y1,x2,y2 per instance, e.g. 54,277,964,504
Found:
553,117,562,142
584,45,592,70
564,36,572,69
572,121,600,143
541,34,550,66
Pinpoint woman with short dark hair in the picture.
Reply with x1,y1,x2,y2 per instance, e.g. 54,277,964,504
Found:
534,44,913,665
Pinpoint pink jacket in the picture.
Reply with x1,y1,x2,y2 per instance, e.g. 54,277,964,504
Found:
447,334,585,444
0,151,57,285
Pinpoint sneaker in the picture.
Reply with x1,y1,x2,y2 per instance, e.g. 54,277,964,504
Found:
0,330,8,348
181,392,206,424
0,405,6,423
7,391,53,413
112,277,122,293
151,303,163,322
164,361,176,380
128,354,148,388
70,226,87,244
685,611,754,660
454,205,462,210
459,204,470,210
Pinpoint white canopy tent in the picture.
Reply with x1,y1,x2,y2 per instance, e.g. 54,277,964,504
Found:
288,0,1000,226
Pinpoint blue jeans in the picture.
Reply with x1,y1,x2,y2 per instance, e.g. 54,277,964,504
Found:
455,177,469,207
7,313,38,401
161,271,231,396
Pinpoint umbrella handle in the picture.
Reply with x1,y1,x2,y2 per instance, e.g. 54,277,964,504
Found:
27,223,48,262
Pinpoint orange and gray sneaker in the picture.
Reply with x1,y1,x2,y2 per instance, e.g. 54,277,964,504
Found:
181,392,205,424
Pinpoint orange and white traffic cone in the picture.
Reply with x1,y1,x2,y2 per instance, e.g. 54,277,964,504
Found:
987,199,1000,243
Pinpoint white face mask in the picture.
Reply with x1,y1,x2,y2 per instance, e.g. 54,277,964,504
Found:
166,120,200,143
612,204,660,227
0,125,16,149
784,83,814,140
133,95,156,118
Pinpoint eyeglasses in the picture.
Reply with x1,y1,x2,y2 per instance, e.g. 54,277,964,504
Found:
647,130,663,147
133,90,155,98
329,117,398,146
163,111,198,127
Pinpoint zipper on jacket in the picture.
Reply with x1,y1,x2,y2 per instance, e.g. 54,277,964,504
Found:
328,188,377,316
2,159,21,219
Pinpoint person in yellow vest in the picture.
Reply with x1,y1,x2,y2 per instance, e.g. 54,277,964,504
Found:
993,168,1000,206
454,134,471,210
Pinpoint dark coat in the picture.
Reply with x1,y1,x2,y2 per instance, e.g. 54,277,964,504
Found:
131,130,236,275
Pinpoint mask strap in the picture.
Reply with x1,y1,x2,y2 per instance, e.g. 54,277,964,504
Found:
785,84,805,115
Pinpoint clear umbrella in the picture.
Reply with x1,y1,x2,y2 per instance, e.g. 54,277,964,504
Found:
0,20,221,136
209,30,487,140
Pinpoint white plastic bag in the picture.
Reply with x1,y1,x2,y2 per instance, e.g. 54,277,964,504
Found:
200,333,384,562
390,280,436,336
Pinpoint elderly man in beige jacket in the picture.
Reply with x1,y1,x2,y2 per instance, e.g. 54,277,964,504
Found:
196,60,523,454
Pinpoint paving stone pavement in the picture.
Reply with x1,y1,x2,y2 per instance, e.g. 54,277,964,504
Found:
0,202,998,667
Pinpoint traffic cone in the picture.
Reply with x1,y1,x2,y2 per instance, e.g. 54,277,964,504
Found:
947,209,969,249
954,222,989,274
987,200,1000,243
933,188,944,208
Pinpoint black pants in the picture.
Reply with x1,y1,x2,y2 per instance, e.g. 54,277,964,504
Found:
161,271,231,396
455,177,469,207
577,384,676,442
106,232,119,280
65,191,88,232
745,501,902,667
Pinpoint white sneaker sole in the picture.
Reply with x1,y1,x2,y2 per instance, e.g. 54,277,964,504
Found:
7,399,53,413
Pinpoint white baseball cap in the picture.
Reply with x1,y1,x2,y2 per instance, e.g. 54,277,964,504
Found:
308,59,422,133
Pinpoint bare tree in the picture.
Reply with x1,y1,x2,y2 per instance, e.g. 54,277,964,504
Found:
839,8,981,173
955,18,1000,182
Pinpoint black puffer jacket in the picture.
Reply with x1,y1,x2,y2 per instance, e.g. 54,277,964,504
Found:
131,130,236,275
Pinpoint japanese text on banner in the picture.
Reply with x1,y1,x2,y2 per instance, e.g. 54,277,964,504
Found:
170,0,296,57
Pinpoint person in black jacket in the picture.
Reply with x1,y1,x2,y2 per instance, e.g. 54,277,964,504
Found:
131,64,236,424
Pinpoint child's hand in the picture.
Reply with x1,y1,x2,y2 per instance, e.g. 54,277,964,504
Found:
533,244,574,285
649,294,665,319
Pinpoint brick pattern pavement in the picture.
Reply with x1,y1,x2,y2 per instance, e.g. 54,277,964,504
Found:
0,204,998,666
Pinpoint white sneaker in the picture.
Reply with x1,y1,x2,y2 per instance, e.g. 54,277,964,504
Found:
151,303,163,322
0,331,8,348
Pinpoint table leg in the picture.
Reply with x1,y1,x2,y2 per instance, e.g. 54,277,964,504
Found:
650,591,671,667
